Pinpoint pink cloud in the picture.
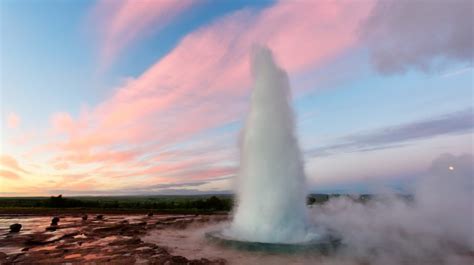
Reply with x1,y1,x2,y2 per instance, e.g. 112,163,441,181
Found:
90,0,197,68
0,155,29,174
80,0,372,145
51,112,76,134
16,1,374,194
0,170,21,180
60,149,140,165
6,112,20,129
53,161,69,170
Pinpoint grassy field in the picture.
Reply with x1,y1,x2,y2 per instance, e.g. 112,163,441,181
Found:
0,194,232,215
0,194,404,215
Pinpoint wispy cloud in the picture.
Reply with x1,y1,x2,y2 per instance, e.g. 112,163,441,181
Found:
46,177,232,196
67,0,373,152
0,170,21,180
309,108,474,157
45,188,231,196
3,1,472,196
0,155,29,174
147,181,209,189
89,0,197,69
440,66,473,78
25,0,373,194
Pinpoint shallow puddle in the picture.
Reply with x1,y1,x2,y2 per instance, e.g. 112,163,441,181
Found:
142,223,326,265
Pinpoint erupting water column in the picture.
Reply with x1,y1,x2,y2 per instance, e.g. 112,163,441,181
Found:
225,47,310,244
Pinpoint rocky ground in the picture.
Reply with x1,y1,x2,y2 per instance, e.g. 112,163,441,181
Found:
0,214,228,264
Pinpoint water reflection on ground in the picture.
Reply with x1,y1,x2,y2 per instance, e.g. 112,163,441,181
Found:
143,223,326,265
0,214,227,264
2,213,473,265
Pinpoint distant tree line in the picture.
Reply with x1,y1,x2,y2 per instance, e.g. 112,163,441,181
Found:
0,195,233,211
0,194,411,212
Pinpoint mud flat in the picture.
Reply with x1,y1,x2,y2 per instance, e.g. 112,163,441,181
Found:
2,213,473,265
0,214,227,264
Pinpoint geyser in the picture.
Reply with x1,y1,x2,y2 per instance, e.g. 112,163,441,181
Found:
223,46,313,244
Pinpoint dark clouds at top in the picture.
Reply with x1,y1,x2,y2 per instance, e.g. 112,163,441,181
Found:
362,0,473,74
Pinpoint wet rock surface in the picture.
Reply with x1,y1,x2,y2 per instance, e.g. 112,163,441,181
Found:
0,214,228,264
9,224,21,233
50,217,60,226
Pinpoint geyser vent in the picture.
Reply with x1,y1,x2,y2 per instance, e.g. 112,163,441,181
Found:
205,230,341,254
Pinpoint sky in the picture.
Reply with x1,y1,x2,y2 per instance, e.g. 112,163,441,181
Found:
0,0,472,196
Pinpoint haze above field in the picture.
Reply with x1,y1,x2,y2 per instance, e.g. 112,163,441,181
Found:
1,0,473,196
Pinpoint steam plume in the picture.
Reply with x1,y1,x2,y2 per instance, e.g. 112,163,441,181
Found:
226,46,311,243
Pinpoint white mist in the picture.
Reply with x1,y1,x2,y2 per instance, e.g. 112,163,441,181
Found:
225,47,310,243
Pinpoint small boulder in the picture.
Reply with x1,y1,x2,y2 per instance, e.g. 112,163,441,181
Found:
96,214,104,220
171,256,188,264
9,223,22,233
51,216,60,226
45,226,57,231
82,215,88,221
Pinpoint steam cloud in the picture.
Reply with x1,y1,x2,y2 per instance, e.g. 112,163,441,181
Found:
215,42,472,264
362,0,473,74
313,153,474,265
